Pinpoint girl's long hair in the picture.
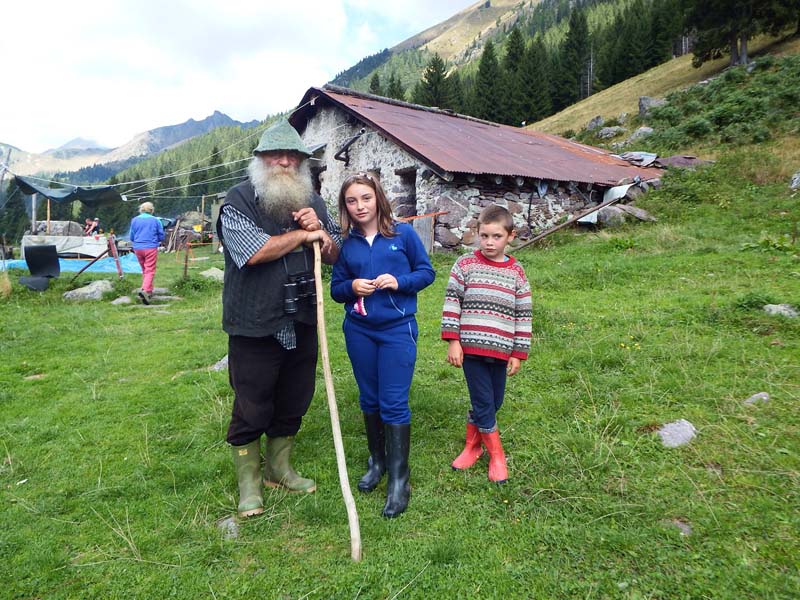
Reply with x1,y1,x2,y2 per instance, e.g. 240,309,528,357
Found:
338,172,396,238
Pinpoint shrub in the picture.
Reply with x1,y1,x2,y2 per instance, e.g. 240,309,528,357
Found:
734,291,777,310
722,66,748,84
740,232,795,253
683,116,712,138
173,274,222,294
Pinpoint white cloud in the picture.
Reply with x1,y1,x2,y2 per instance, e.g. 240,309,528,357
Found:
0,0,474,154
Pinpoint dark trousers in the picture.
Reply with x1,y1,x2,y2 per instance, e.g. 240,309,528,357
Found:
226,323,318,446
462,356,508,431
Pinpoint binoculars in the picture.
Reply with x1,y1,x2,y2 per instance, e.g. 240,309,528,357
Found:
284,273,316,314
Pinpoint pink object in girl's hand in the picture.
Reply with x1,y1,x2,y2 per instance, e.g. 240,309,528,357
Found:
353,297,367,316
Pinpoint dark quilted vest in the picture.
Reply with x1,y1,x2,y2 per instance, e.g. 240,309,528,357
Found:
216,180,328,337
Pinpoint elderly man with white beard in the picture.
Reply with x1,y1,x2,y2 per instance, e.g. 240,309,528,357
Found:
216,118,341,518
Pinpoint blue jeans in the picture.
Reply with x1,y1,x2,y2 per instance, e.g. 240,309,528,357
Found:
462,356,508,431
343,318,418,424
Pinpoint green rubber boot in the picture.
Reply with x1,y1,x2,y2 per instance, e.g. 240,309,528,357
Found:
231,439,264,517
264,436,316,493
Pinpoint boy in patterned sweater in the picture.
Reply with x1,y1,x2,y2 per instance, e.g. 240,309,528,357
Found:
441,205,532,483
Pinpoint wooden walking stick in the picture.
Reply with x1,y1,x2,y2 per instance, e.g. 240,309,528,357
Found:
313,241,362,562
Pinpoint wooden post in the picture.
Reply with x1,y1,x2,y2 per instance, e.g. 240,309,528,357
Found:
183,243,190,278
46,199,51,234
313,242,362,562
211,198,222,253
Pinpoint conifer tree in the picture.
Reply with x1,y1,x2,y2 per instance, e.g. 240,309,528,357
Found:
205,146,230,197
686,0,797,66
557,7,590,107
447,70,466,114
472,40,503,122
649,0,684,67
412,54,454,108
619,0,650,79
187,161,209,199
502,26,528,126
385,72,406,101
0,180,30,242
519,37,552,123
369,72,382,96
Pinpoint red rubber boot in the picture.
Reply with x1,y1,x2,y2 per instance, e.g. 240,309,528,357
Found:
480,430,508,484
451,422,484,470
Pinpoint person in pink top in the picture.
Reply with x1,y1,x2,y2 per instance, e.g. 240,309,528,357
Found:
441,205,532,483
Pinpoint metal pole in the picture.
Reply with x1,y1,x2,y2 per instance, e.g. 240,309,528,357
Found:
31,192,38,234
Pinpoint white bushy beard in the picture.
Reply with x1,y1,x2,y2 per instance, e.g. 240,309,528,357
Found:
248,157,313,227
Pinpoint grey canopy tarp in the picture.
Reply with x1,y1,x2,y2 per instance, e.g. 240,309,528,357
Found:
14,174,122,208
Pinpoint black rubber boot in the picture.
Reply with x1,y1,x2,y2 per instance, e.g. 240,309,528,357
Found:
358,412,386,493
382,423,411,518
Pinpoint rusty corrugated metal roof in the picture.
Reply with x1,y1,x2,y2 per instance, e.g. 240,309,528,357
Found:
290,86,661,187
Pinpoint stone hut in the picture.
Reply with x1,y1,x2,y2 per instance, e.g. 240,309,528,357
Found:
289,85,661,249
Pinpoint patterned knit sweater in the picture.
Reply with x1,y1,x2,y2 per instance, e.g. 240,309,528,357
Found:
441,250,532,361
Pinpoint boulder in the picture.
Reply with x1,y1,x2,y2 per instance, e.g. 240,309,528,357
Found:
586,115,604,131
657,419,696,448
597,126,627,139
627,126,654,143
744,392,770,405
200,267,225,282
639,96,666,118
596,205,629,228
617,204,657,222
63,279,114,301
763,304,798,318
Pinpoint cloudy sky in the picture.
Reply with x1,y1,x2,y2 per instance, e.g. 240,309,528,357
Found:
1,0,475,154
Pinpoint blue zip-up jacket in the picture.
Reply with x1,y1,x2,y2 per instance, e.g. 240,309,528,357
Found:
130,213,165,250
331,222,435,330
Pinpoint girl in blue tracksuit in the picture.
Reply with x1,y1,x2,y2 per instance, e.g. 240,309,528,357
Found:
331,172,435,518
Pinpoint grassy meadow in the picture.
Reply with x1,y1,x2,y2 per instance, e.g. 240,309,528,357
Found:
2,144,799,598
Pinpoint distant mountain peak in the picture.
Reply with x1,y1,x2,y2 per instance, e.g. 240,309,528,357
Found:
55,137,109,152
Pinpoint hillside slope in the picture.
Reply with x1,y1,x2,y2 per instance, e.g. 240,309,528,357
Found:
393,0,522,64
531,35,800,136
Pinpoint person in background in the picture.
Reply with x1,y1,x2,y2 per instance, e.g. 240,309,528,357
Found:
441,205,532,484
84,218,99,236
217,118,341,518
129,202,165,305
330,172,435,518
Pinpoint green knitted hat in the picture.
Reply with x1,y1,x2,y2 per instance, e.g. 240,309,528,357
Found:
252,118,311,156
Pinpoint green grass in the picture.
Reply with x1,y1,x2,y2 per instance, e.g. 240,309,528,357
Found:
2,151,799,598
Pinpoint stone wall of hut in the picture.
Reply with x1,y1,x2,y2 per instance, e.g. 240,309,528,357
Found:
302,107,602,250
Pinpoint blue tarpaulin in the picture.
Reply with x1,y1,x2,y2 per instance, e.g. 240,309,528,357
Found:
1,252,142,274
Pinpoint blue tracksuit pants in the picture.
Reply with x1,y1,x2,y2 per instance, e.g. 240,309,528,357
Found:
343,318,418,424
